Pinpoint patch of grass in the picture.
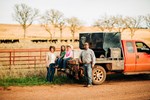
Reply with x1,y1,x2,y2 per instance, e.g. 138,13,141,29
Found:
0,75,75,87
0,76,46,87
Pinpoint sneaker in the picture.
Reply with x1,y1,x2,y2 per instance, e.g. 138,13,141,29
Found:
61,68,65,71
87,84,92,87
84,84,93,87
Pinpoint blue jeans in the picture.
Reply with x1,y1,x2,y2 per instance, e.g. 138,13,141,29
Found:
46,63,55,82
56,58,63,68
62,58,71,69
83,64,92,85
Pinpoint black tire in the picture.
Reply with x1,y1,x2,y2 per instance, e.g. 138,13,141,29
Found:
92,65,106,85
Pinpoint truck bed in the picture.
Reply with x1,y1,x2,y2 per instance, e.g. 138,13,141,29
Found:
96,58,124,71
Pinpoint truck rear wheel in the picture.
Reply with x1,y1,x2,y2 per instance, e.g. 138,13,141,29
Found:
92,65,106,85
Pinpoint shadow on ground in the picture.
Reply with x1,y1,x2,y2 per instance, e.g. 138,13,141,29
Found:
105,74,150,83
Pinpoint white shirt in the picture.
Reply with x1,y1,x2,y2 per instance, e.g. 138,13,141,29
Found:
46,52,56,67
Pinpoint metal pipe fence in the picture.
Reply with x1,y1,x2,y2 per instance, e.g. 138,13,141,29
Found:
0,48,79,69
0,48,54,69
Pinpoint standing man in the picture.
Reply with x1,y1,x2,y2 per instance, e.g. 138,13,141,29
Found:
79,42,96,87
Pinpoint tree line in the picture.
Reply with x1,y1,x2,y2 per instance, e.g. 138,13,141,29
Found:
12,3,150,39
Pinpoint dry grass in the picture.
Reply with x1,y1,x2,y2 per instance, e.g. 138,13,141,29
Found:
0,41,79,49
0,65,46,79
0,24,150,48
0,24,149,39
0,24,150,79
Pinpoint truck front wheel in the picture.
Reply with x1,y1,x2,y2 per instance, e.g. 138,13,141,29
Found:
92,65,106,85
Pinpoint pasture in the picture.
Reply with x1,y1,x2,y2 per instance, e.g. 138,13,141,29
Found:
0,24,150,79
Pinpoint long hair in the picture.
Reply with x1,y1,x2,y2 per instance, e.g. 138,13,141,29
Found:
60,45,66,52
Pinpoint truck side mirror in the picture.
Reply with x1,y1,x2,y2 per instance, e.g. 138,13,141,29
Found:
146,49,150,54
144,48,150,54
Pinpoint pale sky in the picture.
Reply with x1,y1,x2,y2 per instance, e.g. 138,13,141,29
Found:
0,0,150,25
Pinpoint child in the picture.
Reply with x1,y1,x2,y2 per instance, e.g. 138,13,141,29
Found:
46,46,56,82
61,44,73,71
56,45,66,68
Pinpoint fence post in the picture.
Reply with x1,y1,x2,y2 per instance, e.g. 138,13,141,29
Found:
34,56,37,75
34,56,36,69
40,49,41,63
9,51,12,69
28,51,29,68
13,49,15,65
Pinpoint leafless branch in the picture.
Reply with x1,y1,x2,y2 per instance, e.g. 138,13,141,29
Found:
12,3,39,38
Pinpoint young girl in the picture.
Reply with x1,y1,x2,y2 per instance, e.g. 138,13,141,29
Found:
61,44,73,71
56,45,66,68
46,46,56,82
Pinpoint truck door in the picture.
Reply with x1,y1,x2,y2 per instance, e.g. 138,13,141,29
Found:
135,42,150,71
123,41,136,72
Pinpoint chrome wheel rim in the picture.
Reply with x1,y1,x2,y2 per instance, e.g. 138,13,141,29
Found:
93,69,103,82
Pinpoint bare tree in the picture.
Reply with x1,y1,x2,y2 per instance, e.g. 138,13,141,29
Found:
103,15,115,32
67,17,82,42
40,9,65,40
56,19,66,41
124,16,143,39
93,19,105,32
54,14,66,41
112,15,127,34
144,14,150,30
13,3,39,38
40,16,53,39
93,15,115,32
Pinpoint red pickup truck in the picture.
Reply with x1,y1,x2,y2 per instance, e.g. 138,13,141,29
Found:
66,32,150,85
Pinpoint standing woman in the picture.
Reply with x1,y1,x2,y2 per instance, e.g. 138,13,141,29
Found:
56,45,66,68
46,46,56,82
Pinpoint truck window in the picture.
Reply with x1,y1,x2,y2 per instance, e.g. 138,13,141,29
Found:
79,32,121,50
126,42,134,53
136,42,150,53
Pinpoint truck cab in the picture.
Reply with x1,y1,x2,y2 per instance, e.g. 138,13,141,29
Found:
122,40,150,74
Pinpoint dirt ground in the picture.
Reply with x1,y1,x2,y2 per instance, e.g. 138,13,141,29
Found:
0,75,150,100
